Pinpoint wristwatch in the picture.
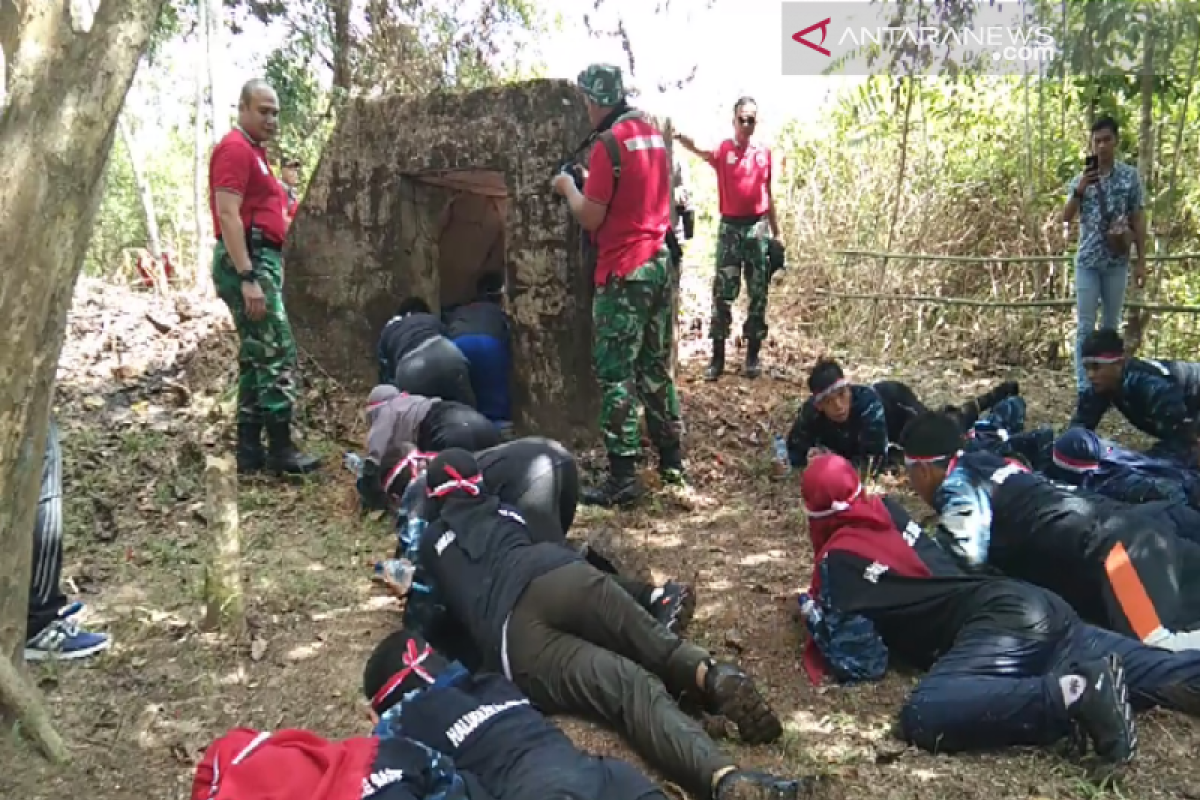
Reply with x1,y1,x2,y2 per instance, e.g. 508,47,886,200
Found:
239,268,259,283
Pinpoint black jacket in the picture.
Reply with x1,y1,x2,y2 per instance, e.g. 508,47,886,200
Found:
385,667,655,800
786,384,890,470
444,302,510,342
378,313,448,382
418,495,579,670
1070,357,1200,449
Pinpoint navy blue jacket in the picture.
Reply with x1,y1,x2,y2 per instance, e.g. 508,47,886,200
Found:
1070,358,1200,450
786,384,889,470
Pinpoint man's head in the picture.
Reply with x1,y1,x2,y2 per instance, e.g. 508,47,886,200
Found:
733,96,757,145
396,296,432,317
362,629,449,722
1081,328,1126,395
237,79,279,142
425,449,484,503
809,358,851,423
281,158,301,187
898,411,963,506
1090,116,1119,166
576,64,626,127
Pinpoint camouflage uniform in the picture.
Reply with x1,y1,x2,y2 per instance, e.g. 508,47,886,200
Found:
710,217,772,342
594,246,683,457
212,241,298,424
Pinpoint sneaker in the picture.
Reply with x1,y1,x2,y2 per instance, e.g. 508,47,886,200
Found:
25,606,111,662
703,661,783,744
1068,655,1137,768
649,582,696,634
713,770,804,800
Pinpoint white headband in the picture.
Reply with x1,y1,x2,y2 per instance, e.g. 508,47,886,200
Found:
804,482,861,518
812,377,850,404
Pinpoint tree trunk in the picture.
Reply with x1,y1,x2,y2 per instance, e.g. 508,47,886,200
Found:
118,112,166,294
0,0,165,746
203,456,244,634
192,0,212,293
1124,18,1156,355
206,0,225,144
330,0,353,92
884,76,915,252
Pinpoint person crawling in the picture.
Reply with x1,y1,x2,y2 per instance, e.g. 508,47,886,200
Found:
191,720,483,800
378,297,476,407
900,410,1200,652
1070,328,1200,465
796,454,1200,772
1048,426,1200,510
394,448,795,800
363,629,815,800
441,273,513,432
359,385,500,509
785,357,1018,473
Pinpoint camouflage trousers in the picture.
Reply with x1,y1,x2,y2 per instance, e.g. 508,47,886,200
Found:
709,217,772,342
593,245,684,458
213,241,299,424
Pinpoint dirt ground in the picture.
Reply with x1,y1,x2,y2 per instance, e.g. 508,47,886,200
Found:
2,256,1199,800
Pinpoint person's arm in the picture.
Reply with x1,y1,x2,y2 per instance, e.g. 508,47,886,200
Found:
552,144,610,232
1062,173,1089,224
1132,370,1197,450
765,149,780,237
932,470,996,568
1129,170,1148,284
211,146,256,274
786,400,818,468
1068,388,1109,430
674,132,718,165
853,389,890,466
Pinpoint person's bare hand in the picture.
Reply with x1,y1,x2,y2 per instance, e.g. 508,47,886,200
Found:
807,446,828,461
1134,258,1148,289
242,280,266,321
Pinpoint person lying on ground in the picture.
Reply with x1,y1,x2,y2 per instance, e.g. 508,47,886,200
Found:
956,394,1056,472
785,356,1018,473
1070,327,1200,465
1048,426,1200,510
192,721,484,800
901,409,1200,652
378,297,476,407
442,273,513,433
399,448,792,800
364,629,811,800
25,417,110,661
360,385,500,506
796,453,1166,772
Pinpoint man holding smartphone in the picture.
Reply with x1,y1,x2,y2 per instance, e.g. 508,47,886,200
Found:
1063,116,1147,394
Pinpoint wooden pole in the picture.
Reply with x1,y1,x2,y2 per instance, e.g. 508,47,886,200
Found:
203,455,244,633
0,656,69,763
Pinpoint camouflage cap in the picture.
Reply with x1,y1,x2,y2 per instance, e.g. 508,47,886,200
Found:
577,64,625,106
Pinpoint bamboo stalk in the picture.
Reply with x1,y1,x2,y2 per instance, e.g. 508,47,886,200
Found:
830,249,1200,265
814,289,1200,314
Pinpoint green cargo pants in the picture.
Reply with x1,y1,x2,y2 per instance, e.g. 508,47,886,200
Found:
212,241,299,425
709,217,772,342
593,245,683,458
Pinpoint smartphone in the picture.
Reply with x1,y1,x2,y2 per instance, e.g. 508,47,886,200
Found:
1085,154,1099,172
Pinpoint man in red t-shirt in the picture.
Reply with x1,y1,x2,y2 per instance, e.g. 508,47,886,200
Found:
676,97,781,382
209,79,319,476
551,64,685,507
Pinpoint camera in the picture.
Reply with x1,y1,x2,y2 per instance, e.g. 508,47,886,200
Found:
555,157,585,191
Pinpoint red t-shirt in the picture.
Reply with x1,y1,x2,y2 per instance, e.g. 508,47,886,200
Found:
707,139,772,218
583,118,671,286
209,128,289,246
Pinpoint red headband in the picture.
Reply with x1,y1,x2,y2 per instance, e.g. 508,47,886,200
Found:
371,640,436,712
427,465,482,498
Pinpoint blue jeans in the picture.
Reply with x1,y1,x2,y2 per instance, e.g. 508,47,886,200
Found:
1075,264,1129,391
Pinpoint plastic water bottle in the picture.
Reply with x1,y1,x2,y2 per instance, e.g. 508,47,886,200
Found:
343,452,364,477
373,559,416,594
797,592,821,625
771,434,790,479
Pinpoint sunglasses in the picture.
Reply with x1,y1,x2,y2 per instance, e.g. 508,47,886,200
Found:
738,116,757,125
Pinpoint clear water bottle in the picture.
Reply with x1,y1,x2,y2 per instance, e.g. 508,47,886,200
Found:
373,558,416,594
343,452,364,477
797,592,821,625
771,434,790,479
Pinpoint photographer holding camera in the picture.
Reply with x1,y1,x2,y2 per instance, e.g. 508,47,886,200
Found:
1063,116,1147,394
551,64,685,507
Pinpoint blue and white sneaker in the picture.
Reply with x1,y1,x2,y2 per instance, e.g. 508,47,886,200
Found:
25,603,111,662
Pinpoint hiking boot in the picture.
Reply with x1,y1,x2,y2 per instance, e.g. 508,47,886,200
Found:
265,419,323,476
649,581,696,634
744,338,762,379
712,769,807,800
1068,655,1137,768
703,661,783,744
236,422,265,474
581,455,645,507
705,339,726,382
659,445,687,487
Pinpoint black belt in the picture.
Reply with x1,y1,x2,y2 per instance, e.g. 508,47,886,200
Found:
219,235,283,251
721,214,765,226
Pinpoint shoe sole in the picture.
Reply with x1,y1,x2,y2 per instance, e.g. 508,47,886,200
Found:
715,674,784,745
672,586,697,634
1084,655,1138,768
25,639,111,662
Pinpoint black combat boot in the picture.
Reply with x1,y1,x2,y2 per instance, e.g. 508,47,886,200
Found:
265,418,323,476
236,422,265,475
956,380,1021,426
702,660,784,745
658,444,687,487
705,339,726,382
581,454,644,507
744,338,763,379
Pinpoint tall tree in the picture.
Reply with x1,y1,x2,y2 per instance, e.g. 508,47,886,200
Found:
0,0,166,752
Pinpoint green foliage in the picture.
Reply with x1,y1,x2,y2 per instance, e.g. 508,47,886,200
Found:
262,47,333,184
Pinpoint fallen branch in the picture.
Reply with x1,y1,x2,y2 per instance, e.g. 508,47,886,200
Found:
0,656,69,763
203,455,244,633
814,289,1200,313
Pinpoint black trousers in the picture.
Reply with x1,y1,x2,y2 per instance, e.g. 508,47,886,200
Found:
505,562,733,798
417,402,501,453
28,419,68,639
393,337,477,407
